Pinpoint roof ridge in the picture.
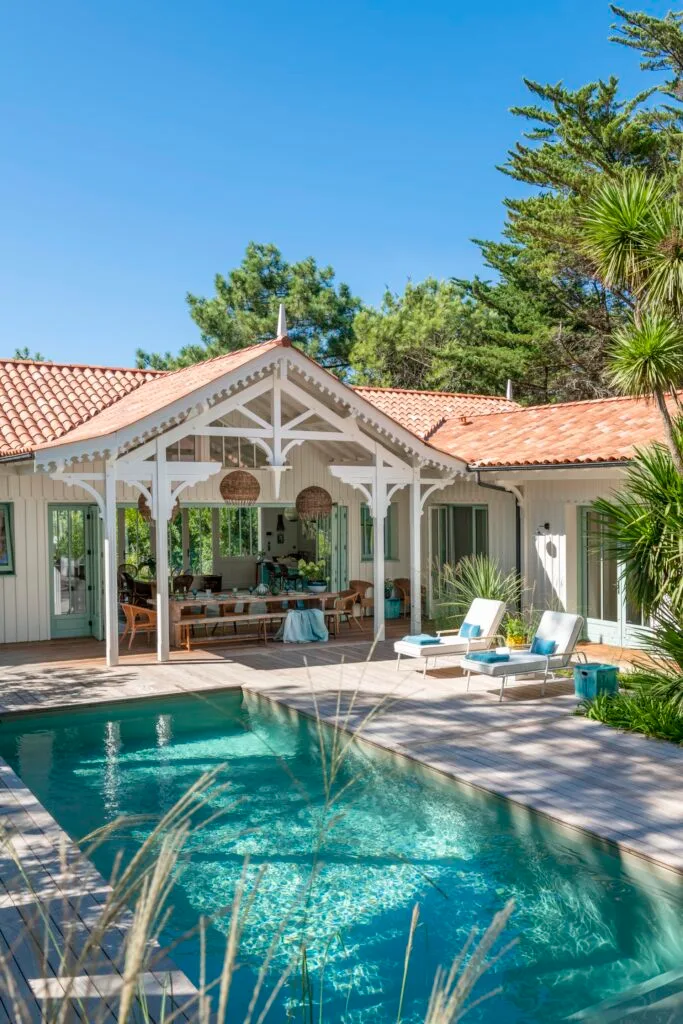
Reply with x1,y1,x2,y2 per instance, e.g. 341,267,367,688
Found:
492,390,683,414
352,384,516,401
164,336,288,376
1,357,167,375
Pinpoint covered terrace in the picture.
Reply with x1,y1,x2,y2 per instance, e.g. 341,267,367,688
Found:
33,323,471,666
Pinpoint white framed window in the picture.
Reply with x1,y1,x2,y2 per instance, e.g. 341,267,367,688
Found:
218,507,259,557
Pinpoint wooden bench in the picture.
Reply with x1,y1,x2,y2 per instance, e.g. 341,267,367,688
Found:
179,611,287,650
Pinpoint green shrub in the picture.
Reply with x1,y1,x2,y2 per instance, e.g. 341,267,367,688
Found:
577,688,683,743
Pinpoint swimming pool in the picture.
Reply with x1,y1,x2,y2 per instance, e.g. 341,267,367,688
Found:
0,689,681,1022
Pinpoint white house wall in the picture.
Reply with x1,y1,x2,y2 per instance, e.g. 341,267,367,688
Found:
520,474,625,615
0,446,626,647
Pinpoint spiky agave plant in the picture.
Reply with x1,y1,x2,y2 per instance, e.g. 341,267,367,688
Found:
436,555,522,630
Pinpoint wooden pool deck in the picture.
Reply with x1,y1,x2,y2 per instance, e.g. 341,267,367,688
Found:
0,635,681,1018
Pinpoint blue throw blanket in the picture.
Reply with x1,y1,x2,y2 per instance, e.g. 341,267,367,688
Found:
402,634,439,645
467,651,510,664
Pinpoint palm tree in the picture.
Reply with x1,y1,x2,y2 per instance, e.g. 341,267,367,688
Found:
582,171,683,474
609,315,683,475
594,433,683,617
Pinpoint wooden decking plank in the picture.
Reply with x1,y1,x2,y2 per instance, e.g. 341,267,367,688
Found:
0,770,194,1023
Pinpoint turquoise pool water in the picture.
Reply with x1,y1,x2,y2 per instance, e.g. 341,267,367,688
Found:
1,690,682,1022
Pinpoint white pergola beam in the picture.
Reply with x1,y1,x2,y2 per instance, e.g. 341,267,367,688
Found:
155,437,171,663
410,464,422,634
103,458,119,667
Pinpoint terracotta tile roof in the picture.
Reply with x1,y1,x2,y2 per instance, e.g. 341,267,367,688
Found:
34,338,286,452
352,386,519,440
430,393,679,468
2,343,673,470
0,358,164,457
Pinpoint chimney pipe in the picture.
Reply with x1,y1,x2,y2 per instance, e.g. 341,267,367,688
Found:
506,379,513,401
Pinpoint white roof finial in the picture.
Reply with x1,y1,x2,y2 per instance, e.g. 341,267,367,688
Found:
277,302,288,337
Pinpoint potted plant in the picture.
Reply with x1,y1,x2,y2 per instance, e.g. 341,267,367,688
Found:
504,615,529,649
384,578,401,619
298,559,328,593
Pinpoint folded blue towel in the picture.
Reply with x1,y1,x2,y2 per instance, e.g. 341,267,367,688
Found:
467,651,510,664
402,634,439,645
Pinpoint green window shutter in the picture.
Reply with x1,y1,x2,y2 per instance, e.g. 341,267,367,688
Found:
360,505,373,561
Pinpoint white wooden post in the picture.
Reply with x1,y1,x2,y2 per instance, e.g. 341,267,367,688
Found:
409,465,422,634
103,457,119,667
373,454,386,642
155,439,170,662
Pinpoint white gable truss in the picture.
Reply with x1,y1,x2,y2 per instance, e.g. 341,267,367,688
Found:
34,344,473,665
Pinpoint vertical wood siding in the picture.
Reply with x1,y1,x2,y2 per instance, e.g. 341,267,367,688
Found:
523,477,625,613
1,453,621,645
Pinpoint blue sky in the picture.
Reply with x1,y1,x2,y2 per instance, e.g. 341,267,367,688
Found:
0,1,674,366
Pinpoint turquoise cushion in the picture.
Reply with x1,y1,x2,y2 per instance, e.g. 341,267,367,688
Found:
459,622,481,639
530,636,557,656
468,651,510,664
402,634,439,645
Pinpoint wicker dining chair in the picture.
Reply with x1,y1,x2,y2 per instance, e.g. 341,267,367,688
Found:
120,604,157,648
324,590,363,636
349,580,373,619
393,578,411,617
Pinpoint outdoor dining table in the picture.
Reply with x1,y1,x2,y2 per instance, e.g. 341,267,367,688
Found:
169,590,338,647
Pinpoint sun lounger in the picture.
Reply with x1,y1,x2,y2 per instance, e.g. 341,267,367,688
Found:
461,610,585,701
393,598,507,678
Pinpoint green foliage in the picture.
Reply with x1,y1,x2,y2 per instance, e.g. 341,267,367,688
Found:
608,314,683,398
577,687,683,744
580,169,683,472
593,433,683,616
349,278,532,393
435,554,521,629
504,616,529,644
13,346,46,361
138,242,362,374
610,6,683,95
297,558,327,582
622,606,683,710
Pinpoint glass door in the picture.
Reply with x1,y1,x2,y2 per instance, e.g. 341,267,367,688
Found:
315,505,348,592
49,505,100,638
578,507,648,647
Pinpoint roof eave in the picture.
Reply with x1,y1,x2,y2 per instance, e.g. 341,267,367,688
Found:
32,345,470,475
471,459,632,471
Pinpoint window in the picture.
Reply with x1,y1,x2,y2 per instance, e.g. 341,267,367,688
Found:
122,508,152,570
0,503,14,575
218,507,259,557
430,505,488,567
360,503,399,561
166,436,196,462
188,507,214,575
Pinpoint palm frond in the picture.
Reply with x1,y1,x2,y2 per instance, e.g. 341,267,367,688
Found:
607,313,683,398
581,171,667,291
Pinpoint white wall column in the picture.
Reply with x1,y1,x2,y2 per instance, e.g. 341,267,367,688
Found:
373,454,386,641
409,465,422,634
103,457,119,667
155,439,170,662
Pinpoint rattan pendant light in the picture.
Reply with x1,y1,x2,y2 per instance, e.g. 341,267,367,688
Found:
295,485,332,521
219,470,260,506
